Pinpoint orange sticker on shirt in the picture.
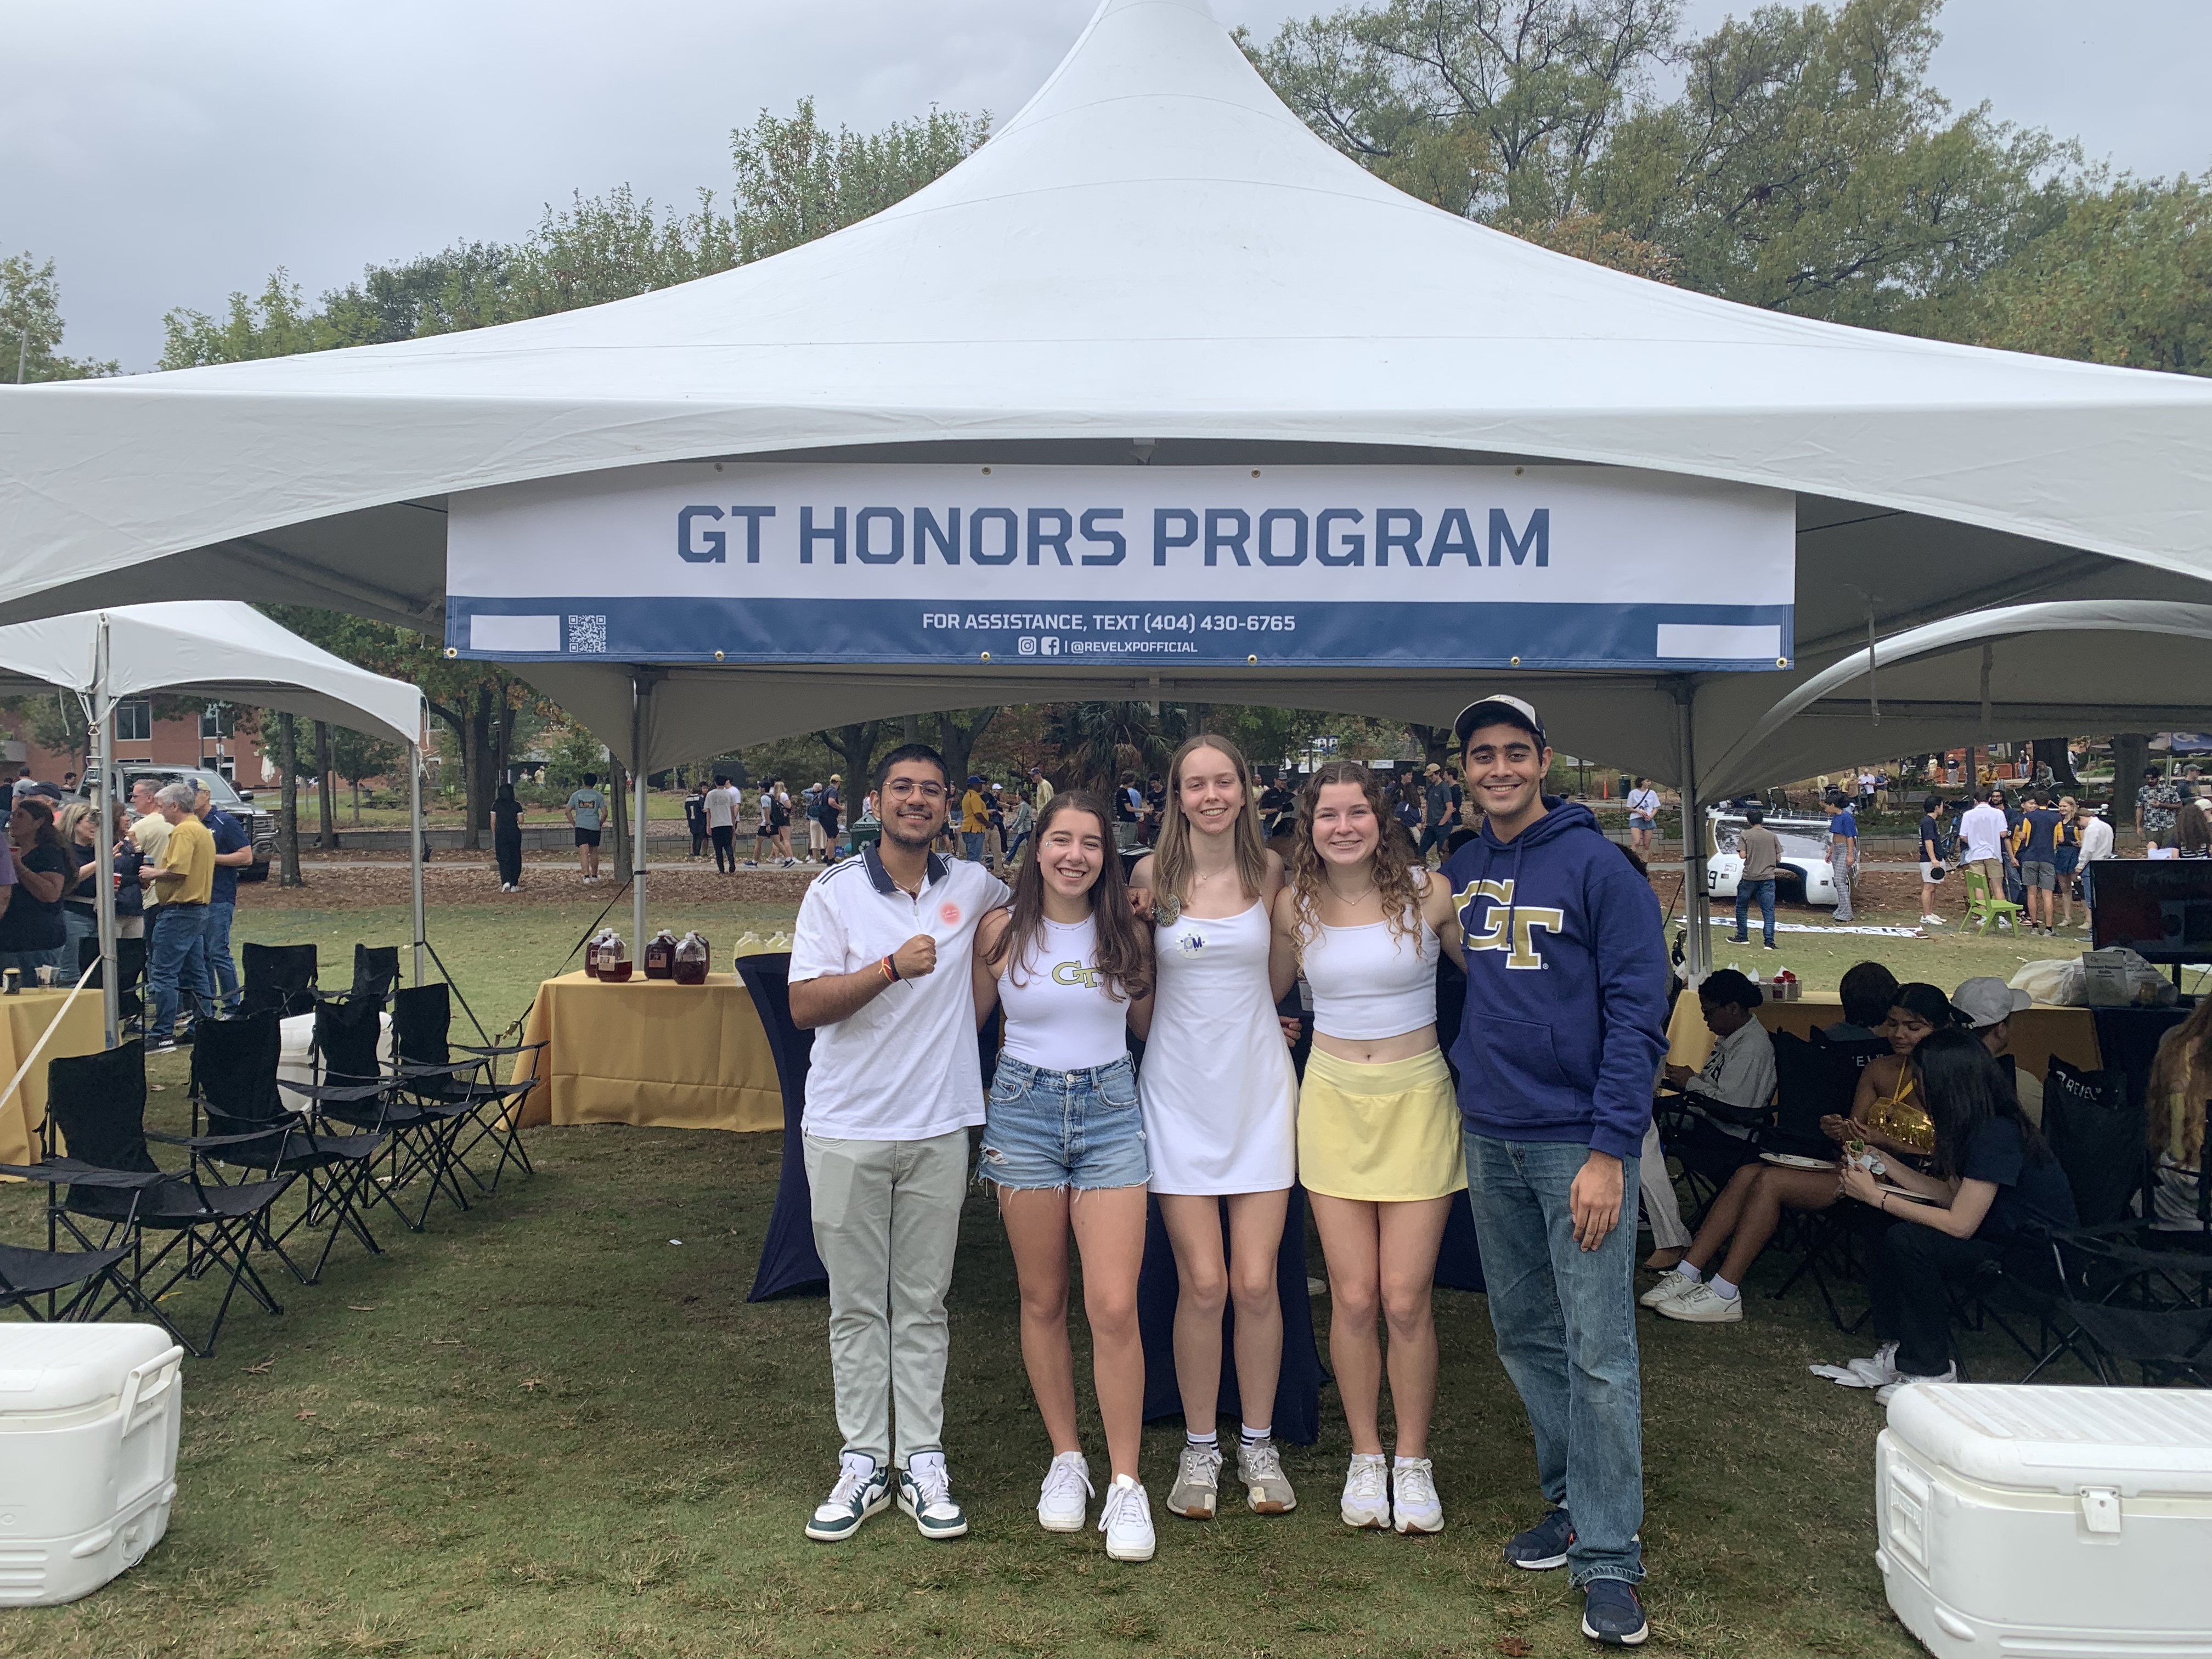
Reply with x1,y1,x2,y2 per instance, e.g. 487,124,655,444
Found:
939,902,962,926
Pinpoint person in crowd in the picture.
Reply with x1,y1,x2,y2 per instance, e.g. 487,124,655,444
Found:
105,804,145,939
1821,1028,2076,1400
1002,785,1034,866
2075,799,2114,930
771,780,798,865
818,775,844,864
2176,804,2212,859
1655,969,1776,1209
1828,961,1901,1042
1270,760,1468,1534
55,802,103,983
1390,774,1423,849
2146,997,2210,1231
491,782,526,891
1952,977,2044,1124
140,782,217,1051
1129,733,1300,1524
1728,804,1781,950
1028,765,1055,819
1828,794,1859,923
1440,694,1667,1646
60,771,76,792
1254,771,1294,843
969,791,1156,1561
748,780,774,867
1915,798,1951,929
2052,797,2085,929
2009,790,2066,936
565,772,607,883
684,781,709,860
1624,777,1660,859
2137,764,2183,850
195,782,251,1014
787,744,1009,1546
1956,786,2012,919
128,777,170,922
704,774,738,874
957,776,991,865
802,780,827,863
1142,774,1167,847
0,798,71,984
1645,980,1953,1326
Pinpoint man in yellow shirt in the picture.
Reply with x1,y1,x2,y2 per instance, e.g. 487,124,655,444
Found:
959,778,990,864
144,781,217,1050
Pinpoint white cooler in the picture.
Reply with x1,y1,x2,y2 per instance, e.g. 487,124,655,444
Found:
278,1009,394,1113
1877,1383,2212,1657
0,1325,184,1606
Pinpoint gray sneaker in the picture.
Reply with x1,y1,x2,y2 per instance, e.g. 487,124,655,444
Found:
1237,1437,1296,1514
1166,1442,1222,1519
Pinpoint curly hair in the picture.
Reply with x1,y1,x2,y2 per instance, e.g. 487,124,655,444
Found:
1284,761,1425,960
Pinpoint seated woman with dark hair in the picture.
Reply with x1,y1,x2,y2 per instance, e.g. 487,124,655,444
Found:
1820,1025,2076,1398
1645,981,1957,1325
1827,960,1900,1043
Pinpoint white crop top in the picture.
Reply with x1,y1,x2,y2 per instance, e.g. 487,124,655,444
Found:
1300,909,1441,1040
997,916,1131,1070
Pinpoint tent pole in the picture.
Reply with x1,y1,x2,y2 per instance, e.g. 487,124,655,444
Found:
409,741,425,986
93,616,119,1048
631,674,648,950
1677,680,1706,981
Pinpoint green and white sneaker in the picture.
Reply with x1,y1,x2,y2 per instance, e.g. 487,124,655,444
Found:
896,1451,969,1541
805,1451,890,1542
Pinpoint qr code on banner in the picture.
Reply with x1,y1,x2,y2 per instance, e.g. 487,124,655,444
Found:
566,614,607,654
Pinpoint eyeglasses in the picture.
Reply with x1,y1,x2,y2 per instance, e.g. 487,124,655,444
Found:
882,779,947,802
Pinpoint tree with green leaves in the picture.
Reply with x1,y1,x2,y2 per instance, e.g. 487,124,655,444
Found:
0,251,118,382
330,727,404,824
729,99,990,262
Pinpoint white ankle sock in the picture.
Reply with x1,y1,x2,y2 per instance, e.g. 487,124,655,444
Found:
1711,1276,1740,1301
1392,1454,1425,1469
1672,1261,1703,1282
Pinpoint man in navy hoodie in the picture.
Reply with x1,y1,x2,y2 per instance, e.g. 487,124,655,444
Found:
1440,694,1669,1647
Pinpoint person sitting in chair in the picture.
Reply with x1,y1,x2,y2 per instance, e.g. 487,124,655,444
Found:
1644,981,1953,1325
1657,968,1775,1190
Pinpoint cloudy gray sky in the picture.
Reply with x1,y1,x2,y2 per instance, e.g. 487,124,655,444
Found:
9,0,2207,372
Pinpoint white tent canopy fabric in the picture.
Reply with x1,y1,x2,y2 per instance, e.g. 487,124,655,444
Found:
0,602,424,749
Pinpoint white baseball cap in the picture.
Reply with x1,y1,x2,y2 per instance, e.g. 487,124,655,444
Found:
1952,977,2031,1030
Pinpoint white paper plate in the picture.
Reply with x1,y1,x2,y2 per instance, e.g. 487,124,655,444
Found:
1759,1152,1837,1171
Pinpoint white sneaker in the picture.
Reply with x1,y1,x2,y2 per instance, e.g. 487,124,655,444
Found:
1098,1474,1155,1562
1391,1458,1443,1535
1877,1362,1957,1404
1340,1453,1390,1529
1920,913,1944,926
1656,1283,1742,1323
1847,1341,1905,1388
1036,1449,1092,1533
1639,1272,1700,1308
805,1451,890,1542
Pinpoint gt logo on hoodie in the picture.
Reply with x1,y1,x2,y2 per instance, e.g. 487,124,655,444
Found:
1455,878,1565,970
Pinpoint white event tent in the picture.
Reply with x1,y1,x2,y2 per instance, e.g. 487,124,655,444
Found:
0,603,427,1039
1,0,2208,964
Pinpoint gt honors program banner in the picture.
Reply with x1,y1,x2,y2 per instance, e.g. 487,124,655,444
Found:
447,462,1796,670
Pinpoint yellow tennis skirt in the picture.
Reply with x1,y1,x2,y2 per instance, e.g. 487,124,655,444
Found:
1297,1046,1467,1203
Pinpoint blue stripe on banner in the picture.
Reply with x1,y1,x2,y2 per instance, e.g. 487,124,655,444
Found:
446,597,1795,671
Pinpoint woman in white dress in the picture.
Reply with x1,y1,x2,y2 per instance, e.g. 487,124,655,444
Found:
1129,734,1300,1521
1269,761,1466,1534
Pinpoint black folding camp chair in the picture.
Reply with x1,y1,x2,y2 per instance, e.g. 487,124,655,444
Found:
76,935,148,1029
1759,1030,1870,1330
390,982,544,1198
42,1041,295,1356
347,945,401,1007
0,1163,167,1323
191,1011,388,1284
289,993,459,1232
240,941,318,1019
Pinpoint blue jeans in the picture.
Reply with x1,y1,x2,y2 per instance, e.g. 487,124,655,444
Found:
1733,878,1775,945
961,831,985,862
1463,1132,1644,1587
60,906,97,985
980,1054,1148,1190
205,898,241,1013
148,902,216,1038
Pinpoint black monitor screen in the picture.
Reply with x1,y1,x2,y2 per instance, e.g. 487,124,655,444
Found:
2091,860,2212,963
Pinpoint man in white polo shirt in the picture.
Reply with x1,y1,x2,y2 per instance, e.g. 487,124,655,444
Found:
788,742,1009,1545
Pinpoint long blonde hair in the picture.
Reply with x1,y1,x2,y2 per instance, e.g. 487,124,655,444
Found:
1284,760,1424,957
2147,997,2212,1167
1152,733,1269,904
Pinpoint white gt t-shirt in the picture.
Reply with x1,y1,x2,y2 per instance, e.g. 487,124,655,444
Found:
789,847,1010,1142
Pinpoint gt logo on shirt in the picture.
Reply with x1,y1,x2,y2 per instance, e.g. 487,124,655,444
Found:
1455,878,1565,970
1051,961,1104,989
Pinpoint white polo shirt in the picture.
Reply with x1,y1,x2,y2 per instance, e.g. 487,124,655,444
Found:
789,844,1009,1141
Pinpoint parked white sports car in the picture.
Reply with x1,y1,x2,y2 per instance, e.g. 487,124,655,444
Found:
1705,808,1839,909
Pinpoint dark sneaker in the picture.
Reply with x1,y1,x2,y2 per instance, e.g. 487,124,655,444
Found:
805,1452,889,1542
1504,1505,1574,1570
1581,1579,1649,1646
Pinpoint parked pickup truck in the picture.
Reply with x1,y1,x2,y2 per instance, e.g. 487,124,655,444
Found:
78,766,276,882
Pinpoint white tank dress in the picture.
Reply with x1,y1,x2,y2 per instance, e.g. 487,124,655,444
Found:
1139,900,1298,1195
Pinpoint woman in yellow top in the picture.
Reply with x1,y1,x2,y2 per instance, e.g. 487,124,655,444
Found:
2147,998,2211,1231
1645,981,1956,1324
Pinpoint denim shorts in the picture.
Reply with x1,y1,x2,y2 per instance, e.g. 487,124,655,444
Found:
980,1053,1149,1191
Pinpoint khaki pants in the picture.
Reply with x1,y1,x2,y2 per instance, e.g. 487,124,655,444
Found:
803,1127,968,1468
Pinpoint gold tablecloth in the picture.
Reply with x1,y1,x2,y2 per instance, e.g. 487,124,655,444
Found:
0,986,109,1170
508,972,782,1133
1663,990,2101,1079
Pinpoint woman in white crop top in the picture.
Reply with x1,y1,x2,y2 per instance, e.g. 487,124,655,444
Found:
973,791,1158,1561
1268,760,1467,1536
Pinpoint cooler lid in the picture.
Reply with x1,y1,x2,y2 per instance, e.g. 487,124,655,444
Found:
1888,1384,2212,1497
0,1323,176,1415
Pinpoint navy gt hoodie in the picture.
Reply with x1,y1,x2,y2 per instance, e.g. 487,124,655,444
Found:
1440,798,1669,1161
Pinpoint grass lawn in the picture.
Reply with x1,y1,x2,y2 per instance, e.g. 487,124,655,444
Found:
0,882,2123,1658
